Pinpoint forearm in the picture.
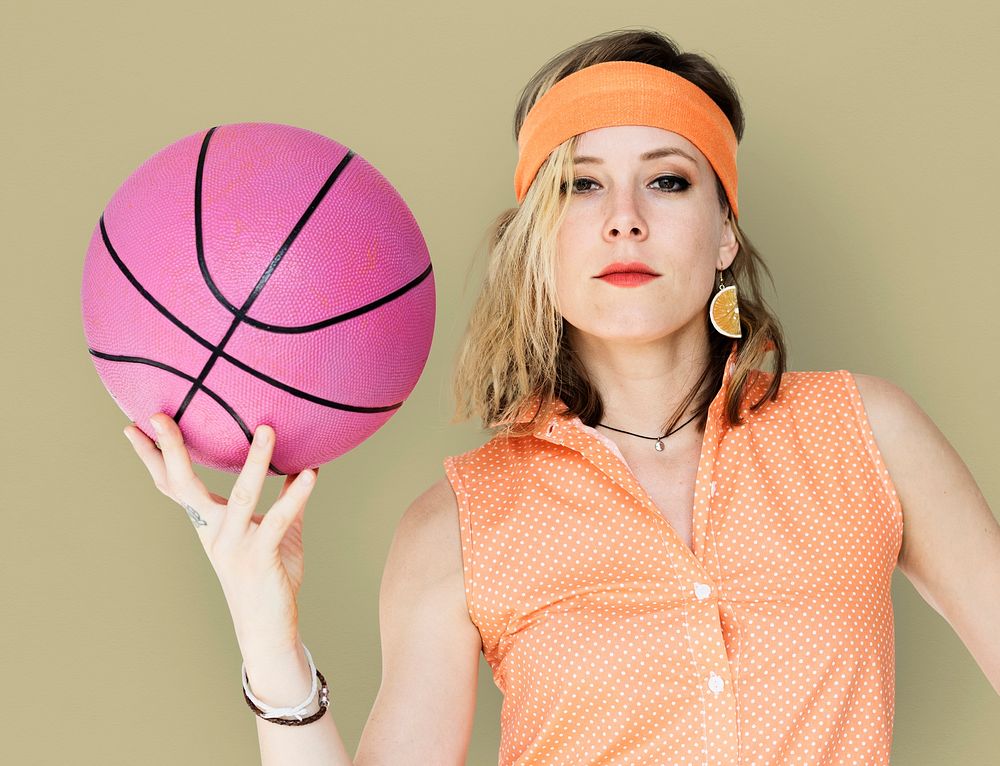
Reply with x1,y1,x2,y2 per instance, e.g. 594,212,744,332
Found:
245,644,354,765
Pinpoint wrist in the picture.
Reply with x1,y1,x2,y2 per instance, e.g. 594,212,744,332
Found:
235,628,304,667
242,642,315,709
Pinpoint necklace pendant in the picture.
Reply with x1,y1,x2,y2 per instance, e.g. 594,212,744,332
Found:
654,439,665,452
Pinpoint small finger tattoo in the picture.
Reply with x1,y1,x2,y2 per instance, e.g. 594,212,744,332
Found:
184,503,208,528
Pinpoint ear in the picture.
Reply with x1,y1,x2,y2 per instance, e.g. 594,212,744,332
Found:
716,214,739,272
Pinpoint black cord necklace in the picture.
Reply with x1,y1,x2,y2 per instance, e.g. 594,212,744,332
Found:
596,410,701,452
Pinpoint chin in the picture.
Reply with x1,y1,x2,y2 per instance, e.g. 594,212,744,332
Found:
572,323,684,345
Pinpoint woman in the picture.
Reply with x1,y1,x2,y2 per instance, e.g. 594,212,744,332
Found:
124,28,1000,765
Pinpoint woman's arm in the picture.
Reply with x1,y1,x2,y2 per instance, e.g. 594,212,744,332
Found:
253,476,481,765
852,372,1000,695
353,476,482,764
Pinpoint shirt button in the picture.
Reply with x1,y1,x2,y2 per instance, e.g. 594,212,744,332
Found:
708,672,724,694
694,583,712,600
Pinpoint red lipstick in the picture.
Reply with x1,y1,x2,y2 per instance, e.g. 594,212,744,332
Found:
595,261,660,277
595,261,661,287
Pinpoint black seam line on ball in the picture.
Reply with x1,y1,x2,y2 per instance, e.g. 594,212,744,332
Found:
196,134,358,321
178,131,358,425
191,134,429,332
89,349,284,475
97,216,401,414
227,261,433,333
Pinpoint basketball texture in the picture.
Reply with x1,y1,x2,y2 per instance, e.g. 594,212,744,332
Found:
81,122,435,476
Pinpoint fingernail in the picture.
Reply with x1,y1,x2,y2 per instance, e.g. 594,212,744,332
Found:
150,417,161,433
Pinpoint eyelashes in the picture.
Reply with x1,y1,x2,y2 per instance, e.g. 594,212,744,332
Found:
559,174,692,195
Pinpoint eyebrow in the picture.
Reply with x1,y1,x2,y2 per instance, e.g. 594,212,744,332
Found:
572,147,699,165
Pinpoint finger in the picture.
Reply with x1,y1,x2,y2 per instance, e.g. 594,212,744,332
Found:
148,413,218,514
219,424,276,542
124,423,170,495
125,418,210,505
275,465,320,504
256,469,316,551
253,471,305,529
124,420,222,539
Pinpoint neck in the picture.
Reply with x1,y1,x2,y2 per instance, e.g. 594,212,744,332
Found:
568,324,711,437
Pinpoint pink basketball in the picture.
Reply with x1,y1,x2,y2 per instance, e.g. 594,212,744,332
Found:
81,122,435,476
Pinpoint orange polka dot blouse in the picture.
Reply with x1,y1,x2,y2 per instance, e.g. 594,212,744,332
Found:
443,344,903,765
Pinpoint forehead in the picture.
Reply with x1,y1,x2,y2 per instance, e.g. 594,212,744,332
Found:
573,125,705,167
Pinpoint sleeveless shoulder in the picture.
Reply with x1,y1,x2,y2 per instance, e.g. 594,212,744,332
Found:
442,430,544,675
738,366,903,531
443,431,539,502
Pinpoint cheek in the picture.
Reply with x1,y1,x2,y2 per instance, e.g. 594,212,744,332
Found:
552,263,579,316
553,229,588,299
664,223,720,286
673,262,716,314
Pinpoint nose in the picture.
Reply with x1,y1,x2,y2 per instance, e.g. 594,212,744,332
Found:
603,187,647,242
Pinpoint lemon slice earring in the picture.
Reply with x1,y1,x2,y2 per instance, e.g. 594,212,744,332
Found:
710,269,742,338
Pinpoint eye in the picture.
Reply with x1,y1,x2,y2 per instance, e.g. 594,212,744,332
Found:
559,178,599,194
651,175,690,192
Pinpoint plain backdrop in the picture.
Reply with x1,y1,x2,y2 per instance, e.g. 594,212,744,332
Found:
2,1,997,763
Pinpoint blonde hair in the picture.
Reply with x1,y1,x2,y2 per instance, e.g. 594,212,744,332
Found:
450,28,788,437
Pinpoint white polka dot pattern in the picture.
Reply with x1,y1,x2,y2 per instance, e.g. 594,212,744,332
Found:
443,346,904,765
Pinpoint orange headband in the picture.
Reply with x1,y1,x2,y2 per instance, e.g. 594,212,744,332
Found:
514,60,739,220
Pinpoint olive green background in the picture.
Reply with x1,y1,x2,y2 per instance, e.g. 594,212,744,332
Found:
3,1,997,763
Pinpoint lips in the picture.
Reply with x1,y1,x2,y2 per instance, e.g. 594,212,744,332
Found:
595,260,660,277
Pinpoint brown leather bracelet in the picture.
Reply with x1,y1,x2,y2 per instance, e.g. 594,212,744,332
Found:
243,667,330,725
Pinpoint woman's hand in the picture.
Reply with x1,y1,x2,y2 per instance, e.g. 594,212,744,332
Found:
123,414,320,660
